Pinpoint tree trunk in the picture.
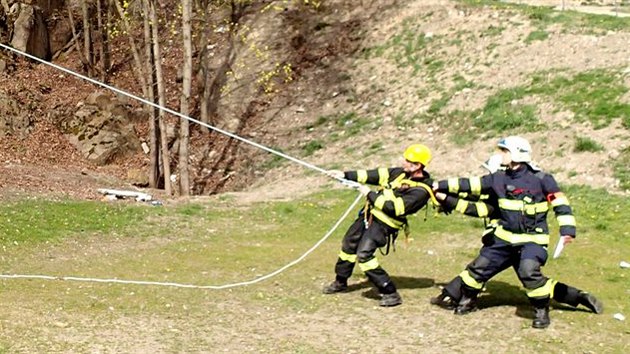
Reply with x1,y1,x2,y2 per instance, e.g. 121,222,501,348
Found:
96,0,111,82
179,0,192,196
80,0,93,76
141,0,159,189
150,0,172,195
112,0,148,96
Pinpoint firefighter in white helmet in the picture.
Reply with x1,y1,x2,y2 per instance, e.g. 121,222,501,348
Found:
431,136,603,328
323,144,437,307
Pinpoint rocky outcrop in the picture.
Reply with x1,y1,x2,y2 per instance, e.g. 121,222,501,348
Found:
10,3,51,60
0,91,32,137
57,91,143,165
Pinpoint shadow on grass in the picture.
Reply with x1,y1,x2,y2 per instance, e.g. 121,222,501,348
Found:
345,276,435,300
478,281,589,319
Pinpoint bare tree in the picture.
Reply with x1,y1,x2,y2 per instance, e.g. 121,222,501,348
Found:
179,0,192,195
80,0,94,76
95,0,111,82
149,0,172,195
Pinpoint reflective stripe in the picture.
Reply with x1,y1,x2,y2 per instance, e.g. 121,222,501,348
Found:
475,202,489,217
378,168,389,187
455,199,468,213
357,170,368,183
557,215,576,227
374,195,386,209
393,196,405,216
371,209,404,229
498,199,548,213
339,251,357,263
551,193,570,206
494,225,549,245
358,257,380,272
459,270,483,290
448,178,459,194
527,279,557,298
469,177,481,195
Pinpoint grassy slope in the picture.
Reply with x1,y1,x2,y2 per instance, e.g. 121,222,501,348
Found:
0,186,628,352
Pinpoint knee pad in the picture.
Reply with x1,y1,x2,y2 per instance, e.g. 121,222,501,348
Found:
518,258,545,289
466,255,491,281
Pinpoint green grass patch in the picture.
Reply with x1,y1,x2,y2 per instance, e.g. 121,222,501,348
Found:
525,29,549,43
613,147,630,190
0,199,150,245
456,0,630,33
529,69,630,128
0,186,628,351
573,136,604,152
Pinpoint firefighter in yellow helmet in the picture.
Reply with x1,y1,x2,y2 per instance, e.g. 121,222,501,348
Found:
323,144,436,307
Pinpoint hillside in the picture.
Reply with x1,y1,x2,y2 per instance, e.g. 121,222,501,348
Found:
1,0,629,201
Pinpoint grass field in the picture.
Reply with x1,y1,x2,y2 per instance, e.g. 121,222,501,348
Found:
0,185,628,352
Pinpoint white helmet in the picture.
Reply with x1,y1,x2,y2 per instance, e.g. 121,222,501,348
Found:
497,136,532,163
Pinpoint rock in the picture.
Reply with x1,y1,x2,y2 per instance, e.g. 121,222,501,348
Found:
126,168,149,187
609,149,620,160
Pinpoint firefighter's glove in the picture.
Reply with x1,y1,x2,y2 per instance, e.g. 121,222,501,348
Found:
435,192,453,215
326,170,344,180
357,184,371,196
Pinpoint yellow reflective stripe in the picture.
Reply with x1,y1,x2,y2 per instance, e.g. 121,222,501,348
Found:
499,199,523,210
475,202,489,217
374,195,386,209
557,215,576,226
455,199,468,213
494,225,549,245
448,178,459,194
393,197,405,216
459,270,483,290
378,168,390,187
527,279,558,298
499,199,547,213
358,257,380,272
357,170,368,183
371,209,404,229
524,203,548,214
469,177,481,195
339,250,357,263
551,193,570,206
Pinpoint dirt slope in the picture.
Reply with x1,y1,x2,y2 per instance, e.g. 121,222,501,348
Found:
1,0,629,201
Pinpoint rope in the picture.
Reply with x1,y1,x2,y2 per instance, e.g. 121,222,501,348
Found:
0,194,364,289
0,43,364,288
0,43,329,176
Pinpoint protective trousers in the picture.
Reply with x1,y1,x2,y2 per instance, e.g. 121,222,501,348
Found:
458,237,551,301
333,217,398,294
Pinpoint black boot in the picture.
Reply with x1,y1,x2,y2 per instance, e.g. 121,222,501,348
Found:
430,290,456,310
454,286,479,315
532,307,550,329
531,298,551,329
379,292,403,307
578,291,604,314
552,283,604,314
322,279,348,294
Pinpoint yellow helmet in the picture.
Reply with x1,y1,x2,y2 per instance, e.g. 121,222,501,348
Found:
403,144,432,166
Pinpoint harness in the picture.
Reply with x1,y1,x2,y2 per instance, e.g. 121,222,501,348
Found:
364,174,440,255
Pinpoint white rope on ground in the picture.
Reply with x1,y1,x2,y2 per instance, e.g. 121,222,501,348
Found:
0,194,363,289
0,43,364,288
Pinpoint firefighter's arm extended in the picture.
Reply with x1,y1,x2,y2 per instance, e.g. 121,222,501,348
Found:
329,167,399,188
434,174,493,197
435,192,494,218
